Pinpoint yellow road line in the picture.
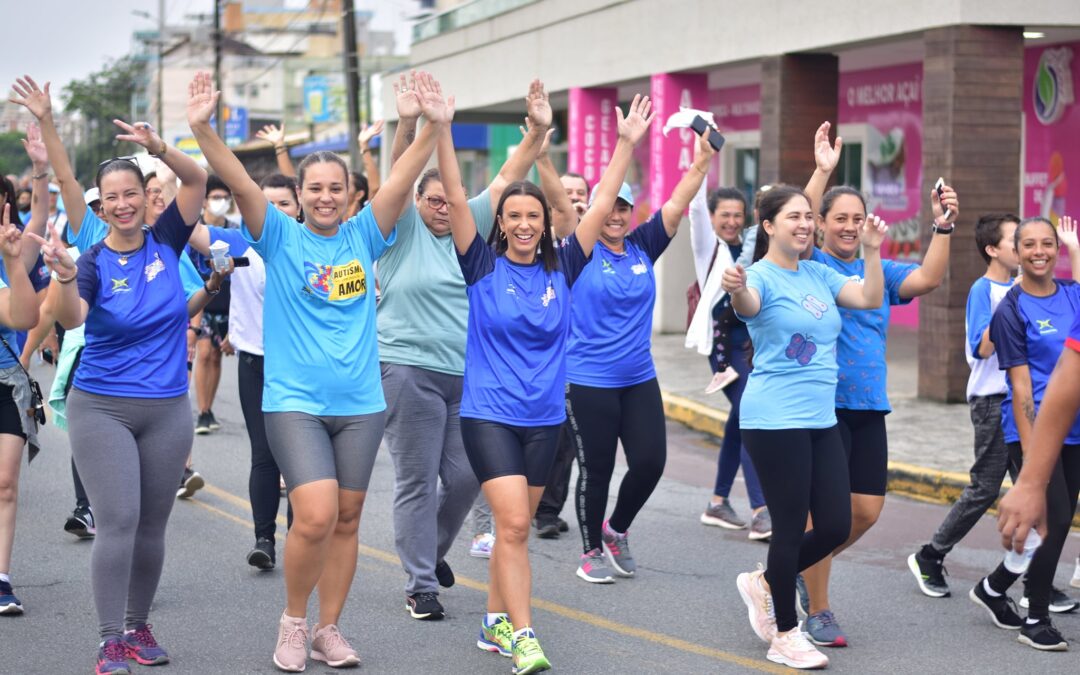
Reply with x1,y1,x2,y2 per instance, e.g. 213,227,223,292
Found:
196,484,784,673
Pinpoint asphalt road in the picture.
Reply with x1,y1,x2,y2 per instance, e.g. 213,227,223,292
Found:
6,361,1080,673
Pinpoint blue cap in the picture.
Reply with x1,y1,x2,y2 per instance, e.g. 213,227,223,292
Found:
589,182,634,208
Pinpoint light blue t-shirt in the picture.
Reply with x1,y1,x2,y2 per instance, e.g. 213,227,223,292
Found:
810,249,917,411
965,276,1012,400
244,204,394,416
376,191,493,376
738,259,851,430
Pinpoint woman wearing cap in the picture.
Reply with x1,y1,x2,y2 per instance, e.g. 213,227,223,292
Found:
569,128,716,584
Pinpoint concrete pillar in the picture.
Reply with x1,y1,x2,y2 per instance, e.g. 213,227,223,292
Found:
918,26,1024,402
759,54,839,186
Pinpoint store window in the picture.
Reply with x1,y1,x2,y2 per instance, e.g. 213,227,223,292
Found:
835,142,863,192
734,148,759,211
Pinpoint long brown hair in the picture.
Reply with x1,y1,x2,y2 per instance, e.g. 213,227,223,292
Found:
488,181,558,272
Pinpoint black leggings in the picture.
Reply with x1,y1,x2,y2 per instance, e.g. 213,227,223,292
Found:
569,378,667,554
743,426,852,633
460,418,561,486
238,351,291,540
987,443,1080,618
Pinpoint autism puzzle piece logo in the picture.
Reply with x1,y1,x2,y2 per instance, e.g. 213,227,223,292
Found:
1034,47,1074,126
785,333,817,366
304,262,334,299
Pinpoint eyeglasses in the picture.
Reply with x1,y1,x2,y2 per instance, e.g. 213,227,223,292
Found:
424,196,449,211
97,156,140,171
146,187,163,196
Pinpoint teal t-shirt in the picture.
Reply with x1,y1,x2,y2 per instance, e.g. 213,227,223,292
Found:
244,204,395,416
376,190,493,376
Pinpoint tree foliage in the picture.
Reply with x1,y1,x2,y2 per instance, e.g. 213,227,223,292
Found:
61,57,145,184
0,132,30,177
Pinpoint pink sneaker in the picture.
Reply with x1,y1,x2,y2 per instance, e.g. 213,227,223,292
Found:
736,565,777,643
767,627,829,669
273,612,309,672
311,623,361,668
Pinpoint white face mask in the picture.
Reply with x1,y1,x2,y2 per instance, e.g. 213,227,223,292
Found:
207,198,231,217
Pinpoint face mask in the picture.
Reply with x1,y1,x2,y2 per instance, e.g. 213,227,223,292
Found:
18,205,29,215
208,198,231,217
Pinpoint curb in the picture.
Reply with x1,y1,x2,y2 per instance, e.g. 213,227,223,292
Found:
661,389,1080,526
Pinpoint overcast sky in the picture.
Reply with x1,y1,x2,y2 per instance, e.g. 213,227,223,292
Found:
3,0,414,108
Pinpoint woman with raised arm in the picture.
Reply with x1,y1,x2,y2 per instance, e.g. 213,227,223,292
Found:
256,123,297,178
798,122,959,648
377,78,552,622
188,70,448,672
442,93,654,674
11,74,209,675
569,127,713,584
725,184,887,670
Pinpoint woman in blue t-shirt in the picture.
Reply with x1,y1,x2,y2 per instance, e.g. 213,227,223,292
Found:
724,185,888,670
443,95,654,674
975,217,1080,650
797,121,960,646
188,70,450,672
13,74,211,674
569,127,716,585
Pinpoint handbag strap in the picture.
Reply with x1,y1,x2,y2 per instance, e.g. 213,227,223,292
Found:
0,335,34,382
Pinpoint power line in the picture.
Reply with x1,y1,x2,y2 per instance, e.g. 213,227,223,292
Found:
230,0,331,89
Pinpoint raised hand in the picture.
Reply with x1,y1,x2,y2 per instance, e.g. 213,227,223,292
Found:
255,123,285,147
814,121,843,173
519,120,555,155
1060,215,1079,251
8,76,52,120
616,94,655,146
187,71,219,128
860,213,889,250
415,71,454,125
114,119,164,153
721,263,747,295
26,222,75,275
358,119,385,149
21,122,47,169
525,79,552,129
0,205,22,260
393,71,422,121
693,127,717,167
931,183,959,225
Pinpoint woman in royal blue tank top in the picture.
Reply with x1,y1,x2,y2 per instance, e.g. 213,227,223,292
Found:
442,94,654,673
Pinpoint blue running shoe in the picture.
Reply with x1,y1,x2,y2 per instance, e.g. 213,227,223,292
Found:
96,638,132,675
806,610,847,647
477,614,513,657
0,580,23,615
123,624,169,665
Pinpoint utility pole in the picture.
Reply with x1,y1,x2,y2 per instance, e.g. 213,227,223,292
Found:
213,0,224,138
342,0,362,172
157,0,165,133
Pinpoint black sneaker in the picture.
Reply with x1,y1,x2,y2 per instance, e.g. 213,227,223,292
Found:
194,412,212,435
64,505,96,540
434,560,455,588
1018,617,1068,651
406,592,444,620
247,537,275,570
907,548,950,598
969,578,1023,629
1020,586,1080,613
176,468,205,499
206,410,221,431
534,517,560,539
557,517,569,532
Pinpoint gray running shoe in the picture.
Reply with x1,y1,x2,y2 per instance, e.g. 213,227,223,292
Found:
700,500,747,530
748,508,772,541
602,520,636,576
576,548,614,584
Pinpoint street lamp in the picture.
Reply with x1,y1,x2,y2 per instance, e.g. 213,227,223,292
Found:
132,5,165,132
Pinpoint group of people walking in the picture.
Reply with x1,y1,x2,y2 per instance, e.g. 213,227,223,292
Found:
0,65,1077,675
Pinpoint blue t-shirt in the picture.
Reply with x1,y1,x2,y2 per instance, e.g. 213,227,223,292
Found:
566,211,672,387
74,202,194,398
244,204,394,416
810,249,917,411
457,232,588,426
738,259,851,430
0,276,18,368
991,281,1080,445
965,277,1012,400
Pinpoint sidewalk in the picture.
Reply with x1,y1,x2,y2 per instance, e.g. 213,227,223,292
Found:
654,325,985,505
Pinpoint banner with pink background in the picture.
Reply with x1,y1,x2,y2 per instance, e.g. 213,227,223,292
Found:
648,73,709,219
567,87,619,187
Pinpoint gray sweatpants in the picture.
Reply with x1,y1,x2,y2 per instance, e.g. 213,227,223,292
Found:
66,388,193,640
930,394,1019,555
381,363,480,594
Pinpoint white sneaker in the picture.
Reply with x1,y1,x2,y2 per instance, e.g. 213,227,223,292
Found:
704,369,739,394
1072,557,1080,590
470,532,495,559
736,564,777,643
767,627,829,669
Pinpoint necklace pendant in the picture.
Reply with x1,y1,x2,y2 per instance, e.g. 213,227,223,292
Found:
119,256,128,266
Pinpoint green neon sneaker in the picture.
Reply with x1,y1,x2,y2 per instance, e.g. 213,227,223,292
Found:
477,614,513,657
511,628,551,674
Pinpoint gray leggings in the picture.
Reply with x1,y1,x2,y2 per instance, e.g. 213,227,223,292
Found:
66,388,193,640
265,411,385,493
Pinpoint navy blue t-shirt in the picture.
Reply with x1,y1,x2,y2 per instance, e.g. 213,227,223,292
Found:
457,232,588,426
74,202,194,398
566,211,672,387
991,280,1080,444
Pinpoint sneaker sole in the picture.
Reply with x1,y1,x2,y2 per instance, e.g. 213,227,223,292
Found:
576,567,614,584
129,653,170,666
512,659,552,674
405,604,444,620
535,525,560,539
311,650,360,667
766,649,828,669
272,654,305,672
477,639,512,657
177,474,205,500
64,520,96,539
807,633,848,648
968,587,1022,630
1019,597,1080,613
907,553,950,598
747,529,772,541
700,513,747,530
194,427,211,435
469,550,492,559
602,544,635,577
0,602,23,615
1017,634,1068,651
247,549,275,570
736,573,773,643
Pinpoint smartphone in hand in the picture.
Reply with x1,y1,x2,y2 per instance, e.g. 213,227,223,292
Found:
934,177,953,221
690,115,725,152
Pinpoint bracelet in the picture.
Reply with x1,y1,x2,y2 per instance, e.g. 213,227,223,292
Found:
275,146,287,155
56,272,76,284
931,222,954,236
151,139,167,158
31,171,48,181
203,282,220,296
187,325,199,333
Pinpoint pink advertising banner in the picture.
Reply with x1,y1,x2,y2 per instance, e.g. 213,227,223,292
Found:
649,73,709,215
567,87,618,187
1022,42,1078,278
708,84,761,133
838,63,924,326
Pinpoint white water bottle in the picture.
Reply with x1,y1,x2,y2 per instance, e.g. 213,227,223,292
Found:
1003,530,1043,574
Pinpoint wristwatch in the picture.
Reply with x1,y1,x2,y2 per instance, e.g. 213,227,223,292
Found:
931,221,954,236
